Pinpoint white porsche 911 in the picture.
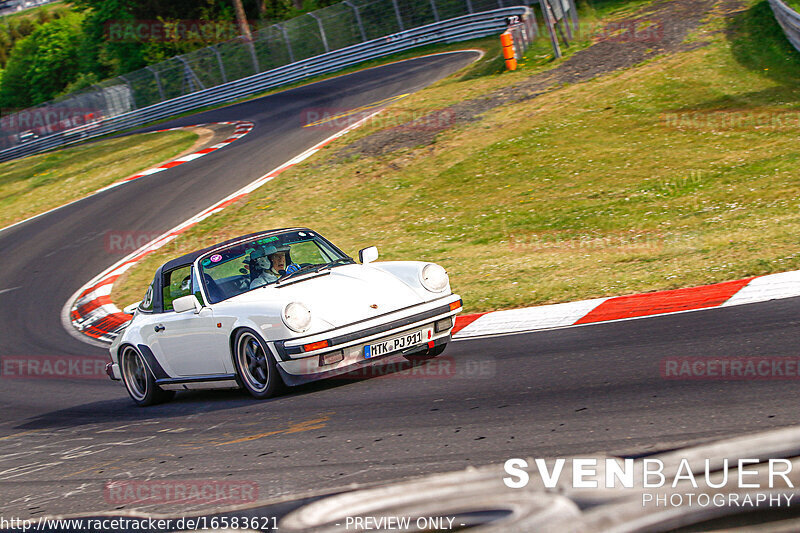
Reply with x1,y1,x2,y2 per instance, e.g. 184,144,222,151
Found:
107,228,462,406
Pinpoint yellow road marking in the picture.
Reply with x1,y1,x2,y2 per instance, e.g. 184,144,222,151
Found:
215,415,332,446
0,429,44,442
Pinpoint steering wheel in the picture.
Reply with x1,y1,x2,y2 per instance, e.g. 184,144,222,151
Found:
285,263,301,274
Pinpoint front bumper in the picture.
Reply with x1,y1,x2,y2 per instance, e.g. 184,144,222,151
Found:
275,296,461,386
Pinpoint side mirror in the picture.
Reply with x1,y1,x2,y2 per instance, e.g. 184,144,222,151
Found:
173,295,202,314
123,301,141,314
358,246,379,264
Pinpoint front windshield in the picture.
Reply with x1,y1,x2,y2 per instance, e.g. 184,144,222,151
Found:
198,230,350,303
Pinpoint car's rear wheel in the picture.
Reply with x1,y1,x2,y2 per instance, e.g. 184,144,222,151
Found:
233,329,284,399
120,345,174,406
403,343,447,362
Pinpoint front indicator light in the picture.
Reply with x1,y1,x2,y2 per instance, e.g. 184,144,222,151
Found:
449,299,462,311
319,350,344,366
303,340,329,352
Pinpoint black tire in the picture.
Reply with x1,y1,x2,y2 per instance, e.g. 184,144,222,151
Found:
232,329,285,399
403,343,447,362
119,345,175,407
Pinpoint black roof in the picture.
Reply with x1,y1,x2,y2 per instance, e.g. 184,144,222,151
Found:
160,228,300,273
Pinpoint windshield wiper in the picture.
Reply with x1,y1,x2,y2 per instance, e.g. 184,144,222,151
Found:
275,264,321,284
275,258,354,285
317,258,354,273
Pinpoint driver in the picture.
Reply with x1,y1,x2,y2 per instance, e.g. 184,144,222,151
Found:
249,245,290,288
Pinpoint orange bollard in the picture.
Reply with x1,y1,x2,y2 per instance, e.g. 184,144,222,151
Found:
501,31,516,71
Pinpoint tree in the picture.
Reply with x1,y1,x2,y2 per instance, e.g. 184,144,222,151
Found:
0,13,84,109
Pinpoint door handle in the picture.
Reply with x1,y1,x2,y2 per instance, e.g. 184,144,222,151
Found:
154,324,166,333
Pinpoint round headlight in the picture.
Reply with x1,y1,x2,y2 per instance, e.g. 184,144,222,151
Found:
283,302,312,332
420,264,449,292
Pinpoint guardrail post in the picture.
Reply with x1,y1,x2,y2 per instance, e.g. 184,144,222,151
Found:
145,66,166,102
274,23,295,63
210,45,227,84
343,1,367,42
392,0,405,31
308,12,330,53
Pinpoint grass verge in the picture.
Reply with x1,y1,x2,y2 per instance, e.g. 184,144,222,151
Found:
112,0,800,313
0,129,198,230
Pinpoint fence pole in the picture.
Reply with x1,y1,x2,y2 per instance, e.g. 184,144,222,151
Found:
274,23,295,63
308,12,330,53
567,0,578,32
210,45,228,83
343,1,368,41
392,0,405,31
560,0,573,40
176,55,205,92
430,0,440,22
539,0,562,58
465,0,474,13
145,66,166,102
119,75,138,110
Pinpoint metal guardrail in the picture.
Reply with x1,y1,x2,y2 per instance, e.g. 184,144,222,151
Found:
0,7,534,163
769,0,800,52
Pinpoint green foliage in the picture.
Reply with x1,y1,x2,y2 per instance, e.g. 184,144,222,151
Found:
0,3,69,69
728,0,800,85
0,12,84,108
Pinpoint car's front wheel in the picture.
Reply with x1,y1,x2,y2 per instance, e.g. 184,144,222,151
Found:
233,329,285,399
119,345,174,407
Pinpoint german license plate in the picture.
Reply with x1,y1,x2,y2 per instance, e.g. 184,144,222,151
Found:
364,329,425,359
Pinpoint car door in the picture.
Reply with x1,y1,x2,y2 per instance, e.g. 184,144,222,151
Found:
142,264,232,377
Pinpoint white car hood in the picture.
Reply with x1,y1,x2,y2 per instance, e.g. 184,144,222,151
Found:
229,264,423,328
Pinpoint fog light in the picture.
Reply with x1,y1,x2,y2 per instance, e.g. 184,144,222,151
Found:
435,317,453,333
319,350,344,366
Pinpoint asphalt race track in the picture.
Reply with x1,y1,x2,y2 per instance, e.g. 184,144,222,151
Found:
0,51,799,520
